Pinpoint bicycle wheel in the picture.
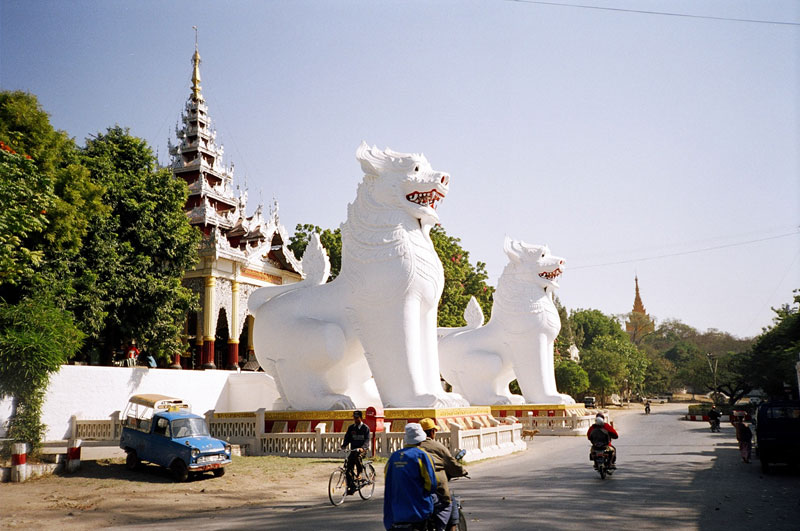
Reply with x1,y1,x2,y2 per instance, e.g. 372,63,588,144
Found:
458,511,468,531
358,463,376,500
328,468,347,506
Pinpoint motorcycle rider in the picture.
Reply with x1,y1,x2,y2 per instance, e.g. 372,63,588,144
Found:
644,400,651,414
384,423,438,530
586,412,618,468
419,417,468,531
708,404,722,431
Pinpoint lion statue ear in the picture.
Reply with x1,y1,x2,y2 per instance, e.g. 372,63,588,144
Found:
356,141,383,176
503,236,522,264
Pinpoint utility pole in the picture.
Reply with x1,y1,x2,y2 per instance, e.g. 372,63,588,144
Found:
706,353,718,403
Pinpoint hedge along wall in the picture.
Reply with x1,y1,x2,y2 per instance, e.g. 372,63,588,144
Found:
0,365,280,441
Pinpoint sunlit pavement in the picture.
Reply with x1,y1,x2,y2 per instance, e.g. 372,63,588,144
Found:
110,402,800,530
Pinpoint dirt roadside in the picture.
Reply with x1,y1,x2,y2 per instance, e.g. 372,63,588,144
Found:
0,455,352,529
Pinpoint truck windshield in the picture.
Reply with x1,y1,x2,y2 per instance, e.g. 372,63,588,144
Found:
171,418,210,438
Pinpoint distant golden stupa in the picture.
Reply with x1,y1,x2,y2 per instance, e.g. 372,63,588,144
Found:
625,276,655,344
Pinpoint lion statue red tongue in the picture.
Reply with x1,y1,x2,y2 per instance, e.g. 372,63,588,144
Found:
406,189,444,209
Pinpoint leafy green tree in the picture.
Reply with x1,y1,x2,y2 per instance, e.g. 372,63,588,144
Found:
642,355,675,395
553,297,575,357
0,91,105,306
78,126,199,363
554,359,589,399
0,146,52,287
288,224,342,280
748,291,800,399
430,225,494,327
570,309,627,350
580,336,628,406
0,292,84,452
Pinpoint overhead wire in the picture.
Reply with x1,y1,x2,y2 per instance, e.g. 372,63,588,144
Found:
504,0,800,26
570,229,800,270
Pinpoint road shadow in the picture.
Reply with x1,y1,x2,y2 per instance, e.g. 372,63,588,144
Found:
694,443,800,530
64,459,221,484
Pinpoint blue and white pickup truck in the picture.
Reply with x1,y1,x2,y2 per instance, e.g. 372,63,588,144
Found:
120,394,232,482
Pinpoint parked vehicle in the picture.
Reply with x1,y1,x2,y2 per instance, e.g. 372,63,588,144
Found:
756,400,800,473
120,394,232,482
583,396,597,408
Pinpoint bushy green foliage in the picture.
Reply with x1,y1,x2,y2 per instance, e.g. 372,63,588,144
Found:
430,225,494,327
554,359,589,399
570,309,627,350
288,224,342,280
0,292,84,451
748,290,800,399
77,127,199,361
0,147,53,286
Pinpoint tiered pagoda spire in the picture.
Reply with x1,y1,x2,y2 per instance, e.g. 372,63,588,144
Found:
170,34,301,371
625,275,655,344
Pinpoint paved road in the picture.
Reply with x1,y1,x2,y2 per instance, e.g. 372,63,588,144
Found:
112,403,799,530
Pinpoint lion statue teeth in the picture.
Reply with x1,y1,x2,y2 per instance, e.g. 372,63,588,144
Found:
248,142,468,410
438,237,575,406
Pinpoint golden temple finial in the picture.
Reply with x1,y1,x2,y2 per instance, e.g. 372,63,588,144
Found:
191,26,204,102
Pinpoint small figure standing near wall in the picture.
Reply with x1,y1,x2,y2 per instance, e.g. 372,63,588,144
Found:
126,341,140,367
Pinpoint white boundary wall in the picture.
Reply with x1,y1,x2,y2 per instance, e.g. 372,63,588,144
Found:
0,365,279,441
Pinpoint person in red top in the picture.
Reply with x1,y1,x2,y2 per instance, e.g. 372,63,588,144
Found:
587,412,618,468
126,340,140,367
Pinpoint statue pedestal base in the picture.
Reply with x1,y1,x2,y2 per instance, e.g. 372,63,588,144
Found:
490,403,595,436
262,406,496,433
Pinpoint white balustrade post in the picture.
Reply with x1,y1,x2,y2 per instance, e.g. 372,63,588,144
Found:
448,422,461,453
110,410,121,440
315,423,324,456
255,408,266,456
70,414,78,440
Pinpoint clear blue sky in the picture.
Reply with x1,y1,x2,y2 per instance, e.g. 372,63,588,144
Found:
2,0,798,339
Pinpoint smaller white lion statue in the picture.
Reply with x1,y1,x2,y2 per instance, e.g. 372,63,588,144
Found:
438,237,575,405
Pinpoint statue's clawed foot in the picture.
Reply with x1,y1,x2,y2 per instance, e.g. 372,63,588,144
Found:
325,394,357,410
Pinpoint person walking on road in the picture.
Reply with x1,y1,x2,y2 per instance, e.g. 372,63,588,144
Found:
735,421,753,463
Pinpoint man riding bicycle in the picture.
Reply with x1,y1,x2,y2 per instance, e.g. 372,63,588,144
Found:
419,417,467,531
341,410,370,493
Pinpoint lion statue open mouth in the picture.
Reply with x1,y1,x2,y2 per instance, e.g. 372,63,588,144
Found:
438,237,575,405
248,142,467,410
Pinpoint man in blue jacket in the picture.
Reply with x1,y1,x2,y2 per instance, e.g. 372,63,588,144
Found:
384,423,438,530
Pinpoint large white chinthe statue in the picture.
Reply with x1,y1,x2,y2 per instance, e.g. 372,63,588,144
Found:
439,237,576,405
248,142,468,410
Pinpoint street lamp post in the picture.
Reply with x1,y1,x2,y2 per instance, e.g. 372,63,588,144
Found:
706,353,718,404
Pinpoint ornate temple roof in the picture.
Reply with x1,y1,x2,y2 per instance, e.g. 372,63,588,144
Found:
170,37,301,276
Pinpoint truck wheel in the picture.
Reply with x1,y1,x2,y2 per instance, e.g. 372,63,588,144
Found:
170,460,189,482
125,450,140,471
213,467,225,478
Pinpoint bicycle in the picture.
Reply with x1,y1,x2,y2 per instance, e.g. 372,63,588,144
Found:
328,449,376,506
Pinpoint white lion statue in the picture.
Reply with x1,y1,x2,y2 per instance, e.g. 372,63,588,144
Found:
439,237,575,405
248,142,468,410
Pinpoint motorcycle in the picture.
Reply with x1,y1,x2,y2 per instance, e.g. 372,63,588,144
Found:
590,444,615,479
644,404,651,414
391,449,469,531
709,418,721,432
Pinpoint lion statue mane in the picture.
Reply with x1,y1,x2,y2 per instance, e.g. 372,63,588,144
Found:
248,142,468,410
439,237,576,405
